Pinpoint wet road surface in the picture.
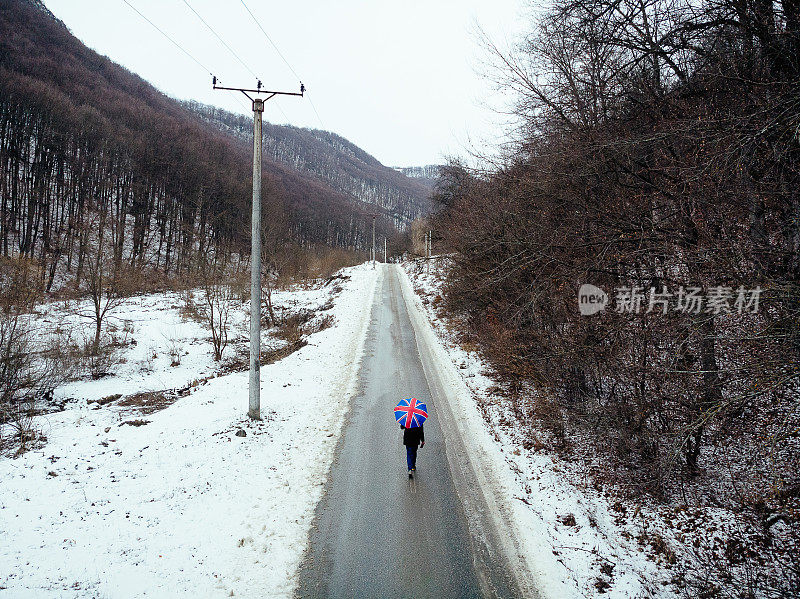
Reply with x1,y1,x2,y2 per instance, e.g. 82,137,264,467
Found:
296,266,519,599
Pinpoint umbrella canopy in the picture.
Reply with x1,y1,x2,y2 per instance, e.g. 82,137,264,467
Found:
394,397,428,429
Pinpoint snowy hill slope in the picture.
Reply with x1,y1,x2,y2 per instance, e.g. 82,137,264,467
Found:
0,265,379,598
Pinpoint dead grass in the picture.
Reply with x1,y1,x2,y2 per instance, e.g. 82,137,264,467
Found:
219,339,308,375
262,340,307,365
88,393,122,407
304,314,335,335
274,311,313,343
115,390,178,415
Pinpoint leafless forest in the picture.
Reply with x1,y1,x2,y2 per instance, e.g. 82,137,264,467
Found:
0,0,416,294
431,0,800,595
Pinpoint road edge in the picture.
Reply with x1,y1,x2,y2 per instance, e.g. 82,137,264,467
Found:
289,264,383,597
397,264,571,599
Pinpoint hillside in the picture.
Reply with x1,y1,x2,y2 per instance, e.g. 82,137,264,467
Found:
428,0,800,595
0,0,427,289
391,165,441,191
186,102,432,228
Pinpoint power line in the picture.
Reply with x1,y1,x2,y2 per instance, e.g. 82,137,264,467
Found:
228,90,252,113
238,0,300,80
181,0,259,82
122,0,213,76
120,0,250,113
175,0,289,121
228,90,252,114
237,0,325,129
267,97,291,124
305,93,325,130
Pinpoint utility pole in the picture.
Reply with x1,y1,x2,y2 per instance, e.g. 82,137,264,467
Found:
372,216,376,269
426,230,431,274
214,77,304,420
250,97,263,421
384,238,387,263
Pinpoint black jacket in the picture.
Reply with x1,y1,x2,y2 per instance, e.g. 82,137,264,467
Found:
401,424,424,447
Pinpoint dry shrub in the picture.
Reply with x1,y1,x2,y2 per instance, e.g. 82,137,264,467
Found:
261,339,307,365
0,257,69,453
75,333,122,379
530,392,568,450
311,248,360,280
274,311,312,343
276,246,361,285
179,291,203,322
198,264,241,361
304,314,335,335
229,269,251,303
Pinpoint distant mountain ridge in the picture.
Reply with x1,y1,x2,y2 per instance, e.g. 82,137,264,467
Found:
392,165,441,179
391,165,442,191
185,102,431,228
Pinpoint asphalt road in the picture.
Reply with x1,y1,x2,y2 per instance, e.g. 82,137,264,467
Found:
297,266,519,599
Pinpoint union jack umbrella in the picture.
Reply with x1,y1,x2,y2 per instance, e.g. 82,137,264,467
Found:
394,397,428,429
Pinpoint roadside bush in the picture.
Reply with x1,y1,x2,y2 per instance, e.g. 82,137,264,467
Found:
198,261,243,361
0,258,68,453
274,310,313,343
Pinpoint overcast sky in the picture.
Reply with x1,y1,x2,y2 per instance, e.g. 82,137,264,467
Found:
43,0,526,167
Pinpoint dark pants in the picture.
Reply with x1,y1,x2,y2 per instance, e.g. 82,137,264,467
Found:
406,446,418,470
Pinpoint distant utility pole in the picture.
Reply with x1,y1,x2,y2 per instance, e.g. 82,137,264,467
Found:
426,230,431,274
372,216,376,269
214,77,304,421
384,238,387,263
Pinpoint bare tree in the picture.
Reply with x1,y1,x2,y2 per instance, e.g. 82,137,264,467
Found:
198,255,242,362
75,209,127,356
0,258,66,453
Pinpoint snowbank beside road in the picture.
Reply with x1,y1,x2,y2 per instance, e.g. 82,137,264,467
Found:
0,264,380,598
399,261,669,598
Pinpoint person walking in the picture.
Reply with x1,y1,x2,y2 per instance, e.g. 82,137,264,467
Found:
401,423,424,478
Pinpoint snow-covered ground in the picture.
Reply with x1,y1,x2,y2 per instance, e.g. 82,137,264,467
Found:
0,264,380,598
3,257,686,598
401,259,675,598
